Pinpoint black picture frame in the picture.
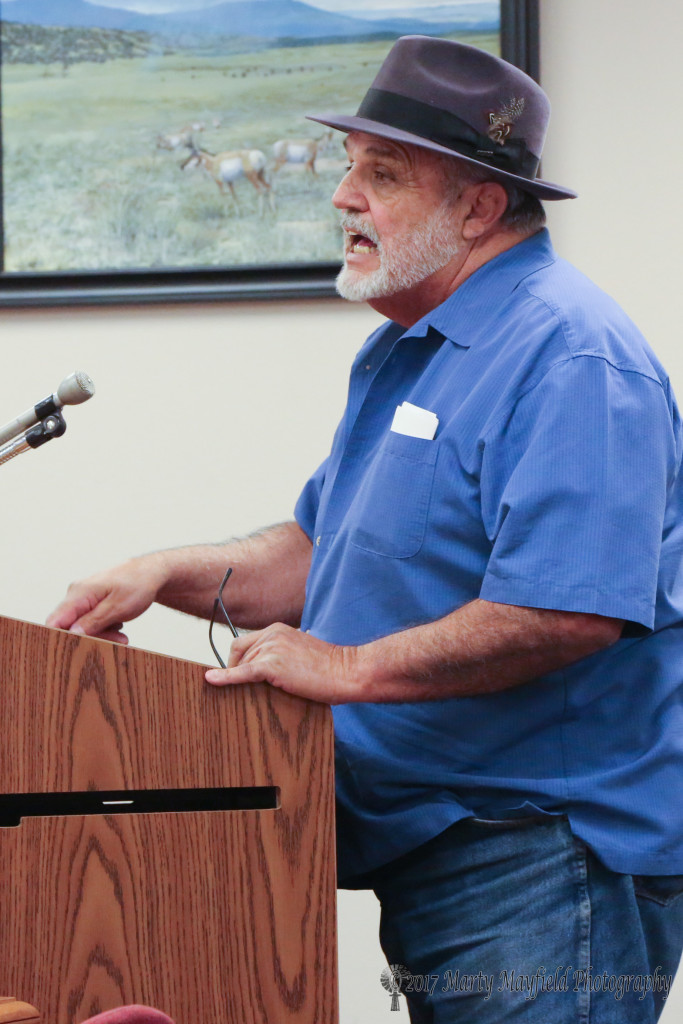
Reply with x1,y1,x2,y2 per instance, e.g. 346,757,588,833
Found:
0,0,538,308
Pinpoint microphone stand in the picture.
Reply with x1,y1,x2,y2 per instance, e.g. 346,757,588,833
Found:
0,411,67,468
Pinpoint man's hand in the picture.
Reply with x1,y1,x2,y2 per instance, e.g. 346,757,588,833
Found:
46,557,168,642
205,623,361,704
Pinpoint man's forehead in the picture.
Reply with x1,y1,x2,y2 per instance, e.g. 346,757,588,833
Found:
344,132,415,161
342,132,453,181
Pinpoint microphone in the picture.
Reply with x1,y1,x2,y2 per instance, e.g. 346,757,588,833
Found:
0,371,95,447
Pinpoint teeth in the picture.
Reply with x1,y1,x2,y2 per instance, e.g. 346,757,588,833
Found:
352,244,376,254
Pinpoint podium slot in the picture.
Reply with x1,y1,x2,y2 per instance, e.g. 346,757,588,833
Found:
0,786,279,827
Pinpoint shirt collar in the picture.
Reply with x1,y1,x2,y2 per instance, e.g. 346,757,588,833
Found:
400,228,557,349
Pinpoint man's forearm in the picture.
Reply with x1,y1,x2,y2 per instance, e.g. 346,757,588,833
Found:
155,520,312,627
354,598,624,702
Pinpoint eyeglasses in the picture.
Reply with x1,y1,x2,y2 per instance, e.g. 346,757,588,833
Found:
208,566,238,668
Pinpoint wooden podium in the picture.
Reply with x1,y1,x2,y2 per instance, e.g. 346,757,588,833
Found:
0,616,337,1024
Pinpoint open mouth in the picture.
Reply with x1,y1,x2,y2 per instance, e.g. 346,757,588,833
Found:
347,232,379,255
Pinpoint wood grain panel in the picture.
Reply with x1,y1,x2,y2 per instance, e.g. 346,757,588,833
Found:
0,617,337,1024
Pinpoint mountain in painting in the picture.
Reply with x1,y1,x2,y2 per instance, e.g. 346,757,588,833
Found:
0,0,494,39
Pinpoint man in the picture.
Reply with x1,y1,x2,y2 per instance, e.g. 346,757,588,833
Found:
49,37,683,1023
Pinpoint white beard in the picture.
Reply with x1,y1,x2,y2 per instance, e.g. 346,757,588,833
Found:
336,205,463,302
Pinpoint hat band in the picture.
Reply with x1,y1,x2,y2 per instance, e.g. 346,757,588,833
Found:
357,88,540,180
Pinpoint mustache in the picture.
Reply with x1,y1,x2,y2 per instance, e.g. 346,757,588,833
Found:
339,214,381,248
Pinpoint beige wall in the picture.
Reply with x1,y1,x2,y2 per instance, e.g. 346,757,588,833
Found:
0,299,380,655
0,1,681,1020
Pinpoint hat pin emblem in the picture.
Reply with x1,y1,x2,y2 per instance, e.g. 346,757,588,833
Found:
487,96,525,145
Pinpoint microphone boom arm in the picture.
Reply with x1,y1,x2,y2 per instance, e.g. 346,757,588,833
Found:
0,411,67,468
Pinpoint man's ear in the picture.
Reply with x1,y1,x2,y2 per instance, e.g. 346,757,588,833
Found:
461,182,509,239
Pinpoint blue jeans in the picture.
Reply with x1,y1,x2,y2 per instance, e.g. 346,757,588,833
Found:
364,817,683,1022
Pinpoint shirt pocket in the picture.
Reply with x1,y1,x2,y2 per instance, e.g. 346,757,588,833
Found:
349,431,438,558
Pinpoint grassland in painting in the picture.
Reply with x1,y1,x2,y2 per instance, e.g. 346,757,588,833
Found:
1,33,498,273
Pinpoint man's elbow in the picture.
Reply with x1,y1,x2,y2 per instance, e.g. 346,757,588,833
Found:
563,612,625,658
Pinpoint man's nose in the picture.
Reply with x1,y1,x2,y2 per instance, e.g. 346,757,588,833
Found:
332,171,369,213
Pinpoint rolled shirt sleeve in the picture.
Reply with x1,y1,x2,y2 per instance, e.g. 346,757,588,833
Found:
294,456,328,541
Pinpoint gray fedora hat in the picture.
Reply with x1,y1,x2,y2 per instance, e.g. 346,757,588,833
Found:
308,35,575,201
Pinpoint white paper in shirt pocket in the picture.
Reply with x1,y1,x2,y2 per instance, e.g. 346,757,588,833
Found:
390,401,439,440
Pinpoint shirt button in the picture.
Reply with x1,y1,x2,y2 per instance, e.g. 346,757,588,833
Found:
316,535,321,546
365,364,372,370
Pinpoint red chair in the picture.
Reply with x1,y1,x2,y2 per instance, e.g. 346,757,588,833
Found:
82,1009,174,1024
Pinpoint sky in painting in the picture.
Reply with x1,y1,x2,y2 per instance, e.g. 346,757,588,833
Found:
43,0,495,13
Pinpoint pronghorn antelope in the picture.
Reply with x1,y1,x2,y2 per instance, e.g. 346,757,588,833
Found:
271,130,334,175
156,122,205,151
181,146,274,212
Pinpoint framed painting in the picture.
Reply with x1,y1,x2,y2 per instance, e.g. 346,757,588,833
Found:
0,0,537,306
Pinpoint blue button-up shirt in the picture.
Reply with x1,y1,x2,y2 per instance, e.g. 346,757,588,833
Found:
295,230,683,882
